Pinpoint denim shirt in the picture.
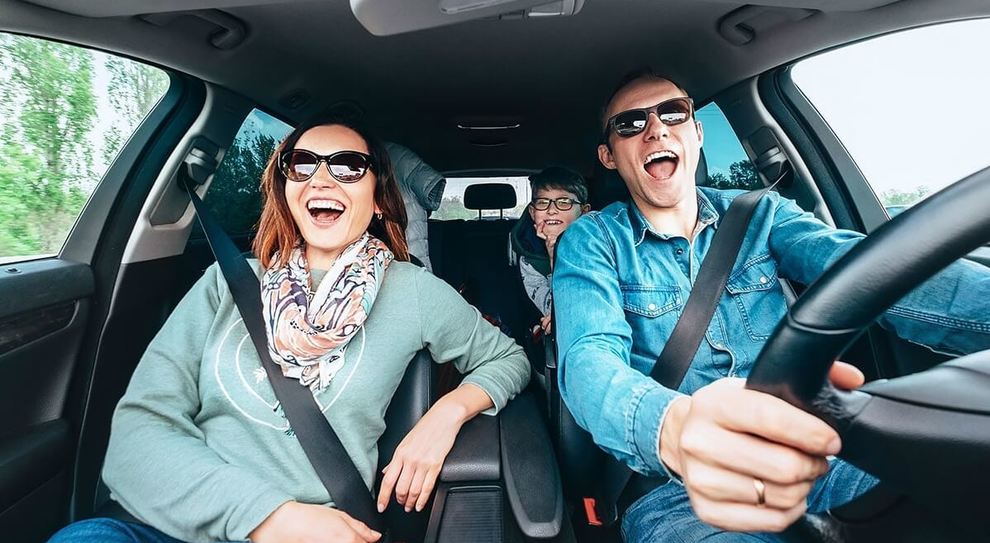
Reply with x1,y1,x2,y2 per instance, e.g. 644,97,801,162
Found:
553,187,990,477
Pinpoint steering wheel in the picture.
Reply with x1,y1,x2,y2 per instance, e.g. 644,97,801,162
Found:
745,165,990,538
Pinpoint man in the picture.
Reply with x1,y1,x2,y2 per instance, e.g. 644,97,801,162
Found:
553,70,990,541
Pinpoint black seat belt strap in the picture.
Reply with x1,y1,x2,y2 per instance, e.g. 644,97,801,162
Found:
650,187,767,385
182,177,385,533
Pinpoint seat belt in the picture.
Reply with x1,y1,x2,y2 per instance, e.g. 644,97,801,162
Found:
583,186,773,526
181,175,386,534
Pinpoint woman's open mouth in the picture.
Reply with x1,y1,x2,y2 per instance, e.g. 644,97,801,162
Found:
644,150,679,180
306,199,346,225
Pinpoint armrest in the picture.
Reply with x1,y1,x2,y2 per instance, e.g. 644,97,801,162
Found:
439,412,500,482
500,389,564,539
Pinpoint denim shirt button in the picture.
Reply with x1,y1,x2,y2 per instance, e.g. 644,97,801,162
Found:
676,248,684,255
759,276,768,284
648,303,658,311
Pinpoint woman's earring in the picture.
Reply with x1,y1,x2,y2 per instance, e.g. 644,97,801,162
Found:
375,211,383,221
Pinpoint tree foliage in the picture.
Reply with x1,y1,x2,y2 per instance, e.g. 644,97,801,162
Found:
707,160,762,190
433,195,478,221
0,35,167,259
0,35,96,256
881,185,929,206
203,131,280,233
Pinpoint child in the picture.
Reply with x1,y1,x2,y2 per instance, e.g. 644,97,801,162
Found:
510,166,590,334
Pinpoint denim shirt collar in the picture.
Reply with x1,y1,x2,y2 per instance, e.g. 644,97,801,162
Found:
628,187,721,246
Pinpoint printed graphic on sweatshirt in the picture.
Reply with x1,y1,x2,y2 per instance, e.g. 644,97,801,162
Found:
212,318,366,432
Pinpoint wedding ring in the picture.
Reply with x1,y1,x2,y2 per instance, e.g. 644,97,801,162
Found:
753,477,767,507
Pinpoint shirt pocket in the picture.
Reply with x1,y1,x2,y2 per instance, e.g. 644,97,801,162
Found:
621,285,683,366
725,254,785,341
621,285,682,318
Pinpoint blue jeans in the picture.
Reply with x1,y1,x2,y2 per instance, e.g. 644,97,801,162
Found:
621,459,878,542
48,518,246,543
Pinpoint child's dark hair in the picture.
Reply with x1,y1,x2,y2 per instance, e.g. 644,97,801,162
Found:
529,166,588,205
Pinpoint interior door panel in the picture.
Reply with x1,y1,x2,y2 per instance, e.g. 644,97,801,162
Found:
0,260,94,542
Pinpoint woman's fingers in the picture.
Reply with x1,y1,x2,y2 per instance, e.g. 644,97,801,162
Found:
376,463,398,512
337,511,382,542
415,467,441,512
393,459,415,507
403,466,429,512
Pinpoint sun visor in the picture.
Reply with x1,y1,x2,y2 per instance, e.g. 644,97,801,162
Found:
701,0,901,12
21,0,261,17
350,0,585,36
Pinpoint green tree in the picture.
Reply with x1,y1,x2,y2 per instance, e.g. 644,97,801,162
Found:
728,160,761,190
103,57,169,163
433,195,477,221
204,131,280,233
881,186,929,206
0,35,97,256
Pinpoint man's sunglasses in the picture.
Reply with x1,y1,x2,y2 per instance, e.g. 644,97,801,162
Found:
602,97,695,141
530,197,583,211
278,149,373,183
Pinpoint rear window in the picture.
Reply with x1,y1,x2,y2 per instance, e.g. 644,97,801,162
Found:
433,177,531,220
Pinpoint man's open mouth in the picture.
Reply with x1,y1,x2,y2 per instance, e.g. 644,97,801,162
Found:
644,150,679,180
306,199,346,225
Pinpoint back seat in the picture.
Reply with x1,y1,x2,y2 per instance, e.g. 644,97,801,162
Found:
428,183,534,346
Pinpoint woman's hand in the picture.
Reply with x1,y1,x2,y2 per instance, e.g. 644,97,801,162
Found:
377,384,494,513
658,362,864,533
249,501,382,543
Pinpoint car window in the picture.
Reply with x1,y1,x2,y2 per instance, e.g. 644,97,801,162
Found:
434,177,531,220
791,18,990,217
698,102,760,190
0,34,168,263
199,109,292,235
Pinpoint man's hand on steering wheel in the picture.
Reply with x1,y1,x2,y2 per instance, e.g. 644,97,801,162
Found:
658,362,864,532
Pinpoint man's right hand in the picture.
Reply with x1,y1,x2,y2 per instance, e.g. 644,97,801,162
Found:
659,375,846,533
249,501,382,543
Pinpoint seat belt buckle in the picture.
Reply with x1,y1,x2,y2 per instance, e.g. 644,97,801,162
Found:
583,497,619,527
582,497,603,526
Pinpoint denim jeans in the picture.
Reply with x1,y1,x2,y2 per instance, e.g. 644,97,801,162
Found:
620,458,878,543
47,518,247,543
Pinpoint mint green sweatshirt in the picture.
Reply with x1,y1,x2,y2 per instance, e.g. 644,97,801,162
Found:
102,261,530,542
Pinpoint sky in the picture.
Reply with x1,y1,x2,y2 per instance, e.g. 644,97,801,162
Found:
791,18,990,201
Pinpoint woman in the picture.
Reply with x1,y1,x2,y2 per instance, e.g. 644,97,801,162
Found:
50,117,530,543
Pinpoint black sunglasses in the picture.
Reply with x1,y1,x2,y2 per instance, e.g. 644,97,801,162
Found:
602,97,695,141
278,149,373,183
530,197,583,211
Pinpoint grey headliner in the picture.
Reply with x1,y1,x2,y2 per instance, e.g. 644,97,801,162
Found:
4,0,989,174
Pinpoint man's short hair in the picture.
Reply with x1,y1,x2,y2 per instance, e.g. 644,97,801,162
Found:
600,68,690,130
529,166,589,204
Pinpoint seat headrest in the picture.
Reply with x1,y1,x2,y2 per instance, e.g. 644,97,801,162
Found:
463,183,517,210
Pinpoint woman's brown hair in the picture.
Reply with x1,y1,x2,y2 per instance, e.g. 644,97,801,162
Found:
252,116,409,268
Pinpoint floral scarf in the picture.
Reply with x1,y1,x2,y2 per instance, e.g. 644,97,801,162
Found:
261,233,393,391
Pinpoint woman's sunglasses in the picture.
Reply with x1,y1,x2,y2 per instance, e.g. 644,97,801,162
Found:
278,149,373,183
602,97,695,141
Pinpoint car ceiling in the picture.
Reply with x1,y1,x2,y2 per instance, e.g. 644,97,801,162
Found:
3,0,989,175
